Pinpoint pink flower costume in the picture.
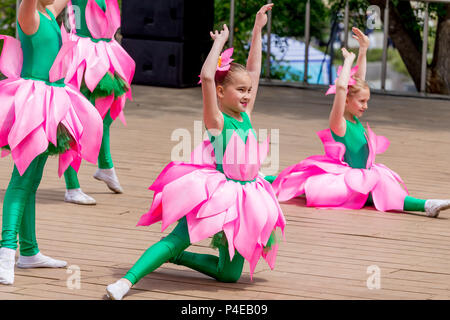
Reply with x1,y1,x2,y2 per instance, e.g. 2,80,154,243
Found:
271,60,445,215
123,112,286,285
0,32,102,176
272,123,410,211
63,0,135,122
0,9,102,264
58,0,136,193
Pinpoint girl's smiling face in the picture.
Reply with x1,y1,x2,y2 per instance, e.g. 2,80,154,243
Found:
345,87,370,119
217,70,253,115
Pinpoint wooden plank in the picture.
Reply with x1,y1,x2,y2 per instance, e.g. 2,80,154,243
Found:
1,85,450,299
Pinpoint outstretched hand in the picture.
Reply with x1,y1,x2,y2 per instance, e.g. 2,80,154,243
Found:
341,48,355,62
351,27,370,50
210,24,229,44
254,3,274,29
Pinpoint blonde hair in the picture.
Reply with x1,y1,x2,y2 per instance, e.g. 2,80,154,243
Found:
347,77,370,97
215,62,248,87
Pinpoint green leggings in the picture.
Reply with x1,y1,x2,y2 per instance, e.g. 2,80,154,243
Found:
64,110,114,189
366,193,426,212
1,154,48,256
403,196,426,212
124,218,245,285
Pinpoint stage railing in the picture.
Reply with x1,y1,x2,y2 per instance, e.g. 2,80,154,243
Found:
11,0,449,97
227,0,450,96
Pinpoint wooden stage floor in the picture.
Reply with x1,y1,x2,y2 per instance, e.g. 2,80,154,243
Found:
1,84,450,300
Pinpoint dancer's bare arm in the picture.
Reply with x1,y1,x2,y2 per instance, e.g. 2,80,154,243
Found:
329,48,355,136
246,3,273,117
201,25,229,134
18,0,40,35
352,27,369,81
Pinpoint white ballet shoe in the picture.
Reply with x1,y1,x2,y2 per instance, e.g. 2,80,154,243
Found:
93,168,123,194
0,248,16,285
16,252,67,269
106,279,131,300
425,199,450,218
65,188,96,205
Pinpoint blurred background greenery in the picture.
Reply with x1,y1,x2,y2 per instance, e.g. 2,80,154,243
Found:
1,0,448,93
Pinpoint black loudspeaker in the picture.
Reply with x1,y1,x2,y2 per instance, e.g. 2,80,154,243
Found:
122,38,211,88
121,0,214,87
122,0,214,42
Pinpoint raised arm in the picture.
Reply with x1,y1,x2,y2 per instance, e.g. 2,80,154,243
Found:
329,48,356,136
351,27,369,81
18,0,70,36
245,3,273,116
18,0,40,35
200,24,229,134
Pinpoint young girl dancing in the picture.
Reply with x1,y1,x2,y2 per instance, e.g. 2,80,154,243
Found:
272,27,450,218
0,0,103,285
105,4,285,300
62,0,135,205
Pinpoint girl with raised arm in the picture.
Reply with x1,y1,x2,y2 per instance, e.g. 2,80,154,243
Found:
272,27,450,217
62,0,135,204
105,4,285,300
0,0,103,285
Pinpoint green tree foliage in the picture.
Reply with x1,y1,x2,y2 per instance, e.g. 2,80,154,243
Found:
329,0,445,49
328,0,449,93
214,0,329,79
0,0,16,37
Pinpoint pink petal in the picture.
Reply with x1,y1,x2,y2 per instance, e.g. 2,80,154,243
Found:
11,126,48,176
85,0,108,39
8,81,45,149
304,173,366,209
65,85,103,163
187,211,227,244
371,166,407,212
107,41,136,85
344,168,380,194
197,181,236,218
223,131,246,180
0,35,22,78
0,79,19,146
58,149,79,177
47,87,71,144
83,42,109,91
190,139,216,166
95,95,115,119
325,85,336,95
137,192,163,226
221,48,234,62
105,0,121,37
49,40,77,82
160,172,208,230
109,96,126,122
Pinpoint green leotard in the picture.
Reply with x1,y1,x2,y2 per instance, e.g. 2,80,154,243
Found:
210,112,256,177
1,11,63,255
18,9,62,83
331,116,369,169
123,113,262,285
331,116,425,212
